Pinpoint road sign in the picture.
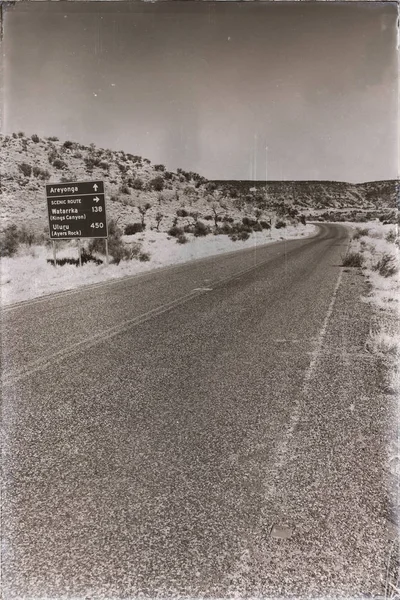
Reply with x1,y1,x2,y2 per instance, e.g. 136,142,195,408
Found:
46,180,108,239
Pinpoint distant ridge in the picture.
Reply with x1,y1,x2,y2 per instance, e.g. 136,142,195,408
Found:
210,179,399,209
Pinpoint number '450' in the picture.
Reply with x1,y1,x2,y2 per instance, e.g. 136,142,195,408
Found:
90,222,104,228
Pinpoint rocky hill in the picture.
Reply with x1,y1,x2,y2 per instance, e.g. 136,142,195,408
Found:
211,179,399,210
0,133,397,235
0,133,248,235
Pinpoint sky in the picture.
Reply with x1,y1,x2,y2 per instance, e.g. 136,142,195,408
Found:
2,1,399,182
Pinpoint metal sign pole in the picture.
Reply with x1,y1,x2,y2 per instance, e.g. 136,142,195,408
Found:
78,239,82,267
52,241,57,267
105,238,109,265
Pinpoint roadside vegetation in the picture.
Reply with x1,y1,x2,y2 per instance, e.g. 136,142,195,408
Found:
344,222,399,392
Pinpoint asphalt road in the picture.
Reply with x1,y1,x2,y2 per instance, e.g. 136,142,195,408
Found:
1,223,393,598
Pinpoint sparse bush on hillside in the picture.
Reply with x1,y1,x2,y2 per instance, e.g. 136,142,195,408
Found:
0,224,45,257
300,215,306,225
177,234,188,244
154,164,165,172
99,161,109,170
130,178,142,190
73,152,83,159
31,134,40,143
176,208,189,218
32,166,50,180
342,252,364,267
47,136,59,141
19,163,32,177
168,225,184,238
63,140,74,149
149,176,164,192
48,150,58,163
260,220,271,229
373,253,398,277
194,222,210,237
84,156,101,170
0,225,20,256
275,220,286,229
124,223,144,235
18,132,25,138
12,133,18,139
164,171,173,180
53,159,67,170
120,184,130,195
237,231,250,241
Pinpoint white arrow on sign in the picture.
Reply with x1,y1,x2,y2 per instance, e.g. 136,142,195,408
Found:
93,183,98,191
93,197,100,203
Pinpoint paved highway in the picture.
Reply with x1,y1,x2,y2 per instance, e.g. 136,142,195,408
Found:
1,224,393,598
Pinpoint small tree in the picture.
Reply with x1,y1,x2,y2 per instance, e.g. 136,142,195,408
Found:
31,134,40,143
138,203,151,227
211,203,222,229
155,213,163,231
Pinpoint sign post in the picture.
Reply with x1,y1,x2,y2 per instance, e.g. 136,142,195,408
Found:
46,180,108,265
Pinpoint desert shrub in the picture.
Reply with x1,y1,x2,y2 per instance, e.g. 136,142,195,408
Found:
12,133,18,139
373,253,398,277
120,184,130,195
47,136,59,141
0,225,20,256
164,171,173,180
222,215,234,223
32,166,50,180
63,140,74,149
53,159,67,170
99,161,109,170
139,252,151,262
237,231,250,241
176,208,189,217
31,134,40,143
194,222,210,237
275,220,286,229
73,152,83,159
183,224,195,234
204,215,213,221
260,220,271,229
88,220,132,264
342,252,364,267
149,176,164,192
168,225,184,238
252,222,263,232
177,234,188,244
124,223,144,235
132,178,143,190
353,227,370,240
84,156,101,170
299,215,306,225
19,162,32,177
18,131,25,138
154,164,165,172
386,229,398,243
220,223,233,234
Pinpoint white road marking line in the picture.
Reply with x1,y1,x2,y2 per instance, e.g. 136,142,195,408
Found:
268,263,346,476
2,256,278,385
302,266,344,387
